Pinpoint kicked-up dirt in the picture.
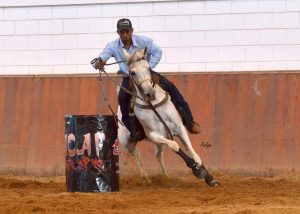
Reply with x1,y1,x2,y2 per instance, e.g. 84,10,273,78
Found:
0,171,300,214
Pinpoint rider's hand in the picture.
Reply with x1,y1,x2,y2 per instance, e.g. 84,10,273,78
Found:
95,59,106,71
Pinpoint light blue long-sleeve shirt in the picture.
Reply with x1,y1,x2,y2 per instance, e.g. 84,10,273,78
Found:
96,34,162,77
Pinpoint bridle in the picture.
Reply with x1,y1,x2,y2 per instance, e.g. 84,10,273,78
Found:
129,56,155,90
129,58,173,140
135,77,153,88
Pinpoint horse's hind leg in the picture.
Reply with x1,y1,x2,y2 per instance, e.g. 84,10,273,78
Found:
124,141,151,183
131,147,151,183
118,125,151,183
154,144,167,177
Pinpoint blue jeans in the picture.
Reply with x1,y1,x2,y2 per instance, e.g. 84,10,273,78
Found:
118,71,194,131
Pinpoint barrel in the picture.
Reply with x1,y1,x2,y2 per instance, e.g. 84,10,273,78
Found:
65,115,119,192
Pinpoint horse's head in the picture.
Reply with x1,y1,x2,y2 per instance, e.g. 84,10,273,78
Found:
122,48,156,101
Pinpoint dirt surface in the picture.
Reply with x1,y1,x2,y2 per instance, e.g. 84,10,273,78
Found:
0,172,300,214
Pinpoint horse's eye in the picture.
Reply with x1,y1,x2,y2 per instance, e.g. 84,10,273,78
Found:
130,71,136,76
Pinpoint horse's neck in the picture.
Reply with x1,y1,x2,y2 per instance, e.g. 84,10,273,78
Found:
154,84,166,99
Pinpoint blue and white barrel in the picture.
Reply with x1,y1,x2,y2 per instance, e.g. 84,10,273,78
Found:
65,115,119,192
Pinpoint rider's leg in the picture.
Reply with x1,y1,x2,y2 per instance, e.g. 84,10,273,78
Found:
118,77,145,141
151,70,201,134
118,77,131,130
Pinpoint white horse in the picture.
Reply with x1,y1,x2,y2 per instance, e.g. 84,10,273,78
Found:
117,48,219,187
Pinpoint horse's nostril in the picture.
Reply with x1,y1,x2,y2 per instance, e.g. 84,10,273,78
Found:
146,93,151,98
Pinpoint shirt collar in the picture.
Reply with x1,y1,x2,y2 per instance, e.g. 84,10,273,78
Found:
132,35,138,47
119,35,138,48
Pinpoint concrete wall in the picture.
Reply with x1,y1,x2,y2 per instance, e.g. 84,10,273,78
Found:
0,73,299,176
1,0,300,75
1,0,299,176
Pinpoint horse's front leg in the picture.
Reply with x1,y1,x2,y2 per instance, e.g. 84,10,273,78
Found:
148,132,180,152
148,132,219,187
177,124,220,187
148,133,203,177
177,124,202,165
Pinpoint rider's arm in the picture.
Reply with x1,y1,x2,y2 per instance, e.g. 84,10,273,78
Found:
92,43,113,70
147,41,162,69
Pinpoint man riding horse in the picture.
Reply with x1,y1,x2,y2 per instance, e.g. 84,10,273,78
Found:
93,18,201,142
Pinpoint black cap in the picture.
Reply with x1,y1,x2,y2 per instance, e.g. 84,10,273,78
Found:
117,18,133,31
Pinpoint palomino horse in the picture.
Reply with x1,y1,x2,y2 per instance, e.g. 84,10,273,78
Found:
118,48,219,187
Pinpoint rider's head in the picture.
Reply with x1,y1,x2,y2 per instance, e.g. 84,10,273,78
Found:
117,18,133,44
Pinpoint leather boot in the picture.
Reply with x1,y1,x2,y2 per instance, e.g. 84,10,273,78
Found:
186,121,201,134
178,108,201,134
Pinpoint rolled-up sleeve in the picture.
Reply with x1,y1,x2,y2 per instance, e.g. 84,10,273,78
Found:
99,43,113,61
147,41,162,69
92,43,113,69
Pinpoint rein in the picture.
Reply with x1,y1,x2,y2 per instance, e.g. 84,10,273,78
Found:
134,92,168,109
148,100,174,141
91,57,144,101
97,69,123,127
130,72,174,141
90,57,126,66
91,57,132,127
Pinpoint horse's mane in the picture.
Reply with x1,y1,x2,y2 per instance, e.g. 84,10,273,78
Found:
126,48,148,68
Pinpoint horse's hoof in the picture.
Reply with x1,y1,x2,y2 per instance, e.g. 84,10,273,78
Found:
206,179,220,187
204,173,220,187
192,163,207,178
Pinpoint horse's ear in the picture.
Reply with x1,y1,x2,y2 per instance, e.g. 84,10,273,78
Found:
122,48,131,62
143,47,147,57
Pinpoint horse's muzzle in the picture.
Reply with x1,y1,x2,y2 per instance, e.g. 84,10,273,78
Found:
145,93,156,102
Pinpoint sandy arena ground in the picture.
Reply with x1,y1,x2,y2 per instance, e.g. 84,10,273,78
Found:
0,171,300,214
